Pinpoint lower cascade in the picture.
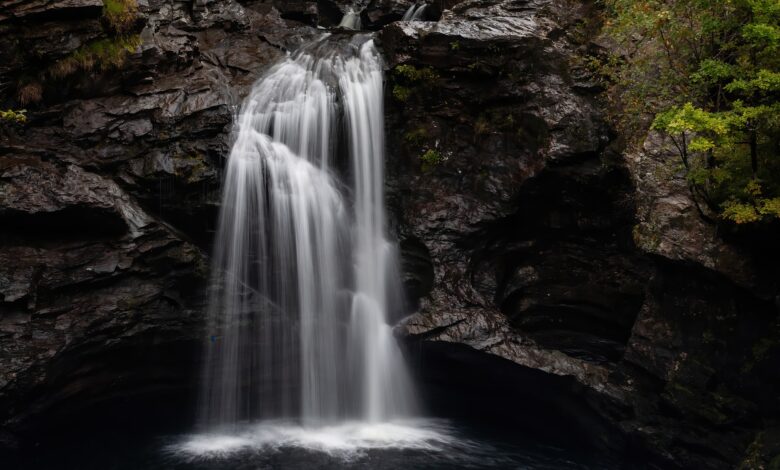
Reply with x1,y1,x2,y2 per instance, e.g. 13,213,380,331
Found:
198,36,416,430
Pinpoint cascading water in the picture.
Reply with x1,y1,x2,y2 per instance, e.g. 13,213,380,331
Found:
402,3,429,21
338,9,362,30
199,36,415,430
164,27,619,470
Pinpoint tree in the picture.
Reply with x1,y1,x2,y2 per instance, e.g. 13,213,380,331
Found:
602,0,780,224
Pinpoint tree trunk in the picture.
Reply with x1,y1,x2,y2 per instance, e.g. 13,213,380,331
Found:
750,129,758,179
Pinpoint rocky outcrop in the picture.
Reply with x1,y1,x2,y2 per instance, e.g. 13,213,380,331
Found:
361,0,413,29
0,158,206,437
618,132,780,470
0,0,104,22
381,0,632,369
0,0,318,448
380,0,779,468
627,132,765,290
0,0,777,467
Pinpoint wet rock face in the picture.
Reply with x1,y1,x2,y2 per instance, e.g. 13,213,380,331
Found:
0,0,319,244
381,0,779,467
0,0,778,467
0,156,208,440
0,0,321,447
381,0,633,366
361,0,413,29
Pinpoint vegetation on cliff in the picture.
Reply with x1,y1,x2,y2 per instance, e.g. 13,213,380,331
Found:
601,0,780,225
103,0,139,33
391,64,439,102
50,35,141,78
0,109,26,123
12,0,140,105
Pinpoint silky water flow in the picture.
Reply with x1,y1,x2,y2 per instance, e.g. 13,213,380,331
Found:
198,36,415,431
164,34,616,470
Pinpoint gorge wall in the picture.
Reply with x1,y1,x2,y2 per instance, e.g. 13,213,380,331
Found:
0,0,778,468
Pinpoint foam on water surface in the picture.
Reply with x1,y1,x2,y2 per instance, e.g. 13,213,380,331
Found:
167,419,490,463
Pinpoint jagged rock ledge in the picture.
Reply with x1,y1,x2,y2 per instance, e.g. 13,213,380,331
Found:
0,0,777,468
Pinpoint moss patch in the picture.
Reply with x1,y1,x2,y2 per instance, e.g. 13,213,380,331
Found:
392,85,412,102
404,127,428,146
420,149,444,172
391,64,440,102
103,0,138,33
50,35,141,78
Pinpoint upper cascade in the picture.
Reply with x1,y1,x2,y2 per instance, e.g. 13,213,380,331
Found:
338,8,362,30
402,3,429,21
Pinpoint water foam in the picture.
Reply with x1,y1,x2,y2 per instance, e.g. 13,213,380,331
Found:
167,419,483,463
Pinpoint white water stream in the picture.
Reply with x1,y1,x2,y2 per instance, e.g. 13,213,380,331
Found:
199,37,415,432
402,3,429,21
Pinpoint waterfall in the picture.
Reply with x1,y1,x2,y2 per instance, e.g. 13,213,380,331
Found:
338,9,362,30
411,4,428,20
402,4,415,20
402,3,428,21
199,37,415,429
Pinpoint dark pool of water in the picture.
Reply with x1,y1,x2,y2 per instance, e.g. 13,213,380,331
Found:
7,418,619,470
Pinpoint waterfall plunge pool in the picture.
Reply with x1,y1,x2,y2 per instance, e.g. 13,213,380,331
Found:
7,417,614,469
2,33,632,470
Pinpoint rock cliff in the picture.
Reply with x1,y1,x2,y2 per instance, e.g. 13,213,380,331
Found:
0,0,778,468
379,1,779,467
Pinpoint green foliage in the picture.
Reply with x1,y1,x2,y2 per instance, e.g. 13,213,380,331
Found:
103,0,138,32
394,64,439,83
420,149,444,172
392,85,412,102
49,0,140,80
603,0,780,225
723,195,780,223
391,64,440,102
8,0,140,107
0,109,26,123
471,110,518,135
51,35,141,78
404,127,428,145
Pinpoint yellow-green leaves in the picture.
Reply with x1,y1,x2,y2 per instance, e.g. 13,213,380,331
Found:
723,197,780,224
420,149,444,172
604,0,780,226
688,137,715,152
394,65,439,83
652,103,728,136
0,109,26,123
692,59,735,86
725,70,780,94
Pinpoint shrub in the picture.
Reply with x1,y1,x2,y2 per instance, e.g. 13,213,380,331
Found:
50,35,141,78
17,82,43,105
394,64,439,84
103,0,138,33
404,127,428,145
420,148,444,172
392,85,412,102
603,0,780,225
0,109,27,124
391,64,440,102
